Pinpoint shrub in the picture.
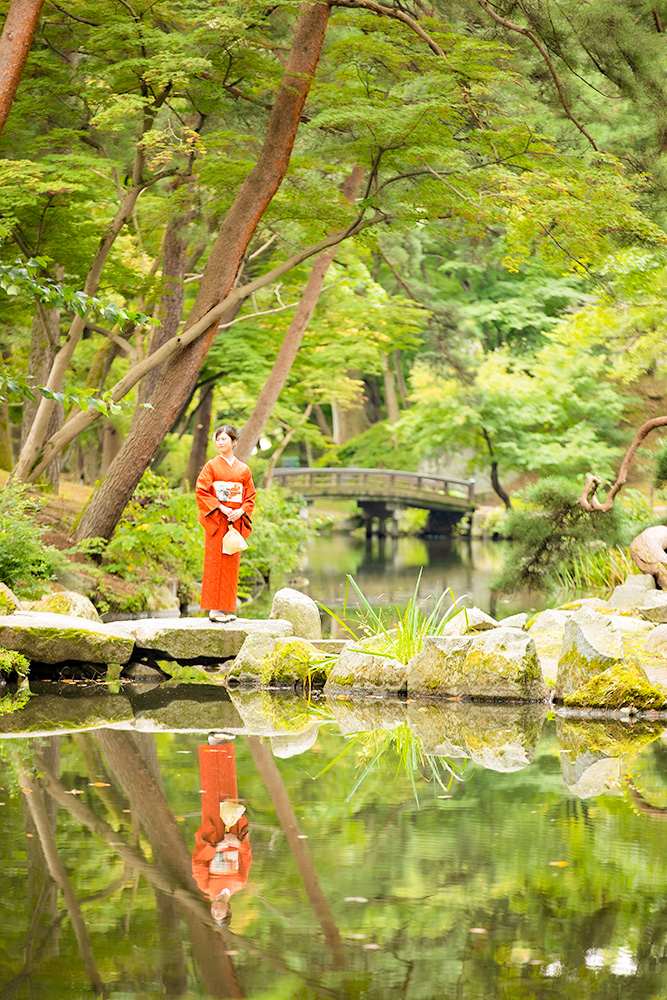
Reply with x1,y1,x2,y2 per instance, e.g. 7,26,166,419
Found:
243,485,310,585
0,481,62,593
493,477,655,594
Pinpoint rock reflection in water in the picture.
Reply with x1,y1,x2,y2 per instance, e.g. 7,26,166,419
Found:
0,693,666,997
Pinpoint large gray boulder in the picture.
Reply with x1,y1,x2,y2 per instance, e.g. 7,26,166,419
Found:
30,590,101,622
270,588,321,639
126,684,244,733
0,689,134,736
528,609,573,681
107,616,292,661
499,612,528,630
408,628,547,701
555,607,624,698
325,633,407,695
227,634,326,686
637,591,667,624
609,574,657,611
0,612,134,664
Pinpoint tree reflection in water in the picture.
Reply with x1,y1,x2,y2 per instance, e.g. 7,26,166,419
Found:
0,712,666,997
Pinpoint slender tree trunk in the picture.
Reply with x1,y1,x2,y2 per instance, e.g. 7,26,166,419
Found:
481,427,511,509
382,353,400,423
331,372,371,444
393,350,410,407
21,306,63,489
0,0,45,136
73,0,332,542
185,383,215,488
139,183,192,407
236,165,364,463
313,403,332,438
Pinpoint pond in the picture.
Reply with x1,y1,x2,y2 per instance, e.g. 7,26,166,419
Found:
0,691,665,1000
247,534,553,625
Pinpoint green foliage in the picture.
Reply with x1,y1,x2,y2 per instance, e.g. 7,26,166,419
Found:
655,438,667,489
0,649,29,678
243,486,310,584
0,482,62,593
99,471,204,586
493,477,654,593
320,420,419,471
399,508,429,536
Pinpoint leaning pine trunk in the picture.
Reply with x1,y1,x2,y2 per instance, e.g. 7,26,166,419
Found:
73,0,331,542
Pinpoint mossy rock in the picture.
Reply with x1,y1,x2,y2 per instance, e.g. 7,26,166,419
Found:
31,590,101,622
262,637,328,687
325,632,406,696
0,612,134,665
563,664,667,711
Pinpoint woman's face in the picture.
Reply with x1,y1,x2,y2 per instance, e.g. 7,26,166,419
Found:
215,431,234,453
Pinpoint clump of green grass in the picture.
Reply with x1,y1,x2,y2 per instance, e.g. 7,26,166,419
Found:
320,569,465,665
555,546,640,593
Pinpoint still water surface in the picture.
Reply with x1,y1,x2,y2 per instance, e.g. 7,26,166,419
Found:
253,534,552,624
1,708,666,999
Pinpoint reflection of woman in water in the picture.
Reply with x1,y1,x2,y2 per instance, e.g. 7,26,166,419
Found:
192,740,252,926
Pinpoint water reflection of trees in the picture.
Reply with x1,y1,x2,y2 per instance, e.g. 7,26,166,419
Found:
1,730,348,999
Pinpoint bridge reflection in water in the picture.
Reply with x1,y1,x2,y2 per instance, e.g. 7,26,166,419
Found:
272,466,475,535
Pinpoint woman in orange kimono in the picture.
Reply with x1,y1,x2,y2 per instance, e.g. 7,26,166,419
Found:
191,740,252,926
195,425,256,622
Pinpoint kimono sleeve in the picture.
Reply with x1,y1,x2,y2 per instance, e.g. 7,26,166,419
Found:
241,467,256,518
195,461,222,534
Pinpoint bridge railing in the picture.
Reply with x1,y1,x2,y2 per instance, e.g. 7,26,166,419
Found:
272,467,475,501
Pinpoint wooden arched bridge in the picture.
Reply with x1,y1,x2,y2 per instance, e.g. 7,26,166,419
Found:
272,467,475,535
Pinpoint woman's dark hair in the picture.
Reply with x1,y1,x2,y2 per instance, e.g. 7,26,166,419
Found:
212,424,238,444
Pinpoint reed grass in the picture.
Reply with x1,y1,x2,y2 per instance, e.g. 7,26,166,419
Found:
554,546,639,593
319,569,465,664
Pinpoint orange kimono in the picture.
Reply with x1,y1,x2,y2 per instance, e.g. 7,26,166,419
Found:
192,743,252,900
195,455,256,612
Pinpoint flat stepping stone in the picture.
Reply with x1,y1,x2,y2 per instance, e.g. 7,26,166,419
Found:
106,616,293,661
0,612,134,664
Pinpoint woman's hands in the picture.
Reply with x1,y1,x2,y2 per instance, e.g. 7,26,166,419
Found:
215,833,242,851
227,509,245,523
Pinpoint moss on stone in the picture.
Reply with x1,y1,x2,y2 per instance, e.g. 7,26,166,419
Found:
261,638,327,687
563,664,667,710
0,593,15,617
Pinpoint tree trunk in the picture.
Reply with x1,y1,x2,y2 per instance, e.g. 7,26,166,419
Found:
74,0,331,542
235,165,364,463
382,353,400,423
331,371,371,444
21,306,64,489
0,0,45,136
185,383,215,488
139,183,192,407
393,350,410,407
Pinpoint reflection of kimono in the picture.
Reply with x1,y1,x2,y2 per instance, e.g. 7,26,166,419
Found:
195,455,256,612
192,743,252,900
